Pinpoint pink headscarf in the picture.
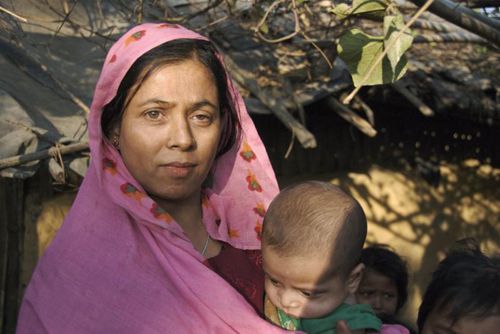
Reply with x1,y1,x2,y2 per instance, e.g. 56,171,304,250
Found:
17,23,287,333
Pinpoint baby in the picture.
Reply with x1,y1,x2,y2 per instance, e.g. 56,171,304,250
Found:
262,181,381,333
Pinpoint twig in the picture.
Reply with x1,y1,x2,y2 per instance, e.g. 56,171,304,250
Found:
50,0,80,46
182,0,224,23
255,0,300,43
0,142,89,170
135,0,144,23
392,81,434,116
222,54,317,148
326,97,377,137
0,5,28,22
301,31,333,69
343,0,435,104
353,95,375,125
198,15,228,30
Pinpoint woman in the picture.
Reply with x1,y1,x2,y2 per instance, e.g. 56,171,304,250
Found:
17,23,286,333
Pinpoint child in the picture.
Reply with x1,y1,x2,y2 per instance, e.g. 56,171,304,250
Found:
356,245,416,334
417,239,500,334
261,181,381,333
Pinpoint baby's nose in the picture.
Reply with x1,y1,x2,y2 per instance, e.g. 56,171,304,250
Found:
279,290,301,309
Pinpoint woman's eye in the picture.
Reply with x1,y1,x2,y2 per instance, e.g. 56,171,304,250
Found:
145,110,161,120
192,113,212,123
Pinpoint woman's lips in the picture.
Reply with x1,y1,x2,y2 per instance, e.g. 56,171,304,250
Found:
161,162,196,178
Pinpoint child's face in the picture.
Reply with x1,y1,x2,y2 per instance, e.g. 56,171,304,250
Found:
355,269,399,317
262,246,359,319
422,306,500,334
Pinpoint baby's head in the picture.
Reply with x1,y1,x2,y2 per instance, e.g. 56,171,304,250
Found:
262,181,367,319
418,239,500,334
356,245,409,318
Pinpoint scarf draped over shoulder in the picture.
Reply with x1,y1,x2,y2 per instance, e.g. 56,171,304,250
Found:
17,23,288,333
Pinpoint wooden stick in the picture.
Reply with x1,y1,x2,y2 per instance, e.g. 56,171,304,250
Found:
392,81,434,116
408,0,500,43
353,95,375,126
0,5,28,22
223,55,317,148
0,142,89,170
326,97,377,137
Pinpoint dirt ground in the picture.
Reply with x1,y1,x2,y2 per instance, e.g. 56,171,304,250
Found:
23,159,500,328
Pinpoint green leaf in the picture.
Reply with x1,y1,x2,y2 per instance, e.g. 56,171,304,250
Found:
337,28,408,87
330,4,352,20
351,0,388,15
384,15,413,71
259,22,269,34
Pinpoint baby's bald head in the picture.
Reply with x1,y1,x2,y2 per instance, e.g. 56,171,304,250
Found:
262,181,367,277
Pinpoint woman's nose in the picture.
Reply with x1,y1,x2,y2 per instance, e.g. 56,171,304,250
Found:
167,116,195,150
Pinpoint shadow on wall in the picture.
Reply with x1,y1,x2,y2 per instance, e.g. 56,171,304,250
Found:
280,160,500,326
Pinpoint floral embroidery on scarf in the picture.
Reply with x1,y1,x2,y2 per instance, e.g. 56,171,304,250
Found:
239,141,256,162
246,170,263,192
109,54,117,64
254,220,263,240
124,30,146,46
150,203,173,223
157,23,179,29
253,203,266,217
120,183,145,201
201,194,210,208
103,158,118,175
228,228,240,238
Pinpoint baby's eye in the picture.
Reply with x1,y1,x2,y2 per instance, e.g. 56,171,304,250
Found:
268,277,280,286
300,290,314,298
383,293,395,300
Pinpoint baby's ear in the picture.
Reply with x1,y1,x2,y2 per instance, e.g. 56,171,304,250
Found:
347,263,365,294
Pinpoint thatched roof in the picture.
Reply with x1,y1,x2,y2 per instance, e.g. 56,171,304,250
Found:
0,0,498,179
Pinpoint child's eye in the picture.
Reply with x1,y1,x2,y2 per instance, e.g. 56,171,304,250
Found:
360,290,374,297
300,290,314,298
268,277,280,286
383,293,395,300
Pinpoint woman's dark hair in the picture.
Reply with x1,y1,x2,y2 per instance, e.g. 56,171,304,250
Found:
101,38,240,157
417,238,500,332
360,244,409,312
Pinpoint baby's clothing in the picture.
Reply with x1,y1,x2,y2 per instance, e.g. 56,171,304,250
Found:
265,297,381,333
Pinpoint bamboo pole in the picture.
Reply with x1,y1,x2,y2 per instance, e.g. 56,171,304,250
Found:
0,142,89,170
408,0,500,45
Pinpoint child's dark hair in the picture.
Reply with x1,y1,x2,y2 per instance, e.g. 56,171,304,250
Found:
417,238,500,332
360,245,409,312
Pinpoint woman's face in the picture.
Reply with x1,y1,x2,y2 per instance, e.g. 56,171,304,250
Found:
355,269,399,317
117,58,222,203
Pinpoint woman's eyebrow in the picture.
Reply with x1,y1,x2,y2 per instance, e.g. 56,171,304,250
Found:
138,98,174,107
191,100,218,111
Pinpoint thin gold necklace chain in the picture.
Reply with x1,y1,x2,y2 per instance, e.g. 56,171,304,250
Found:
201,233,211,257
